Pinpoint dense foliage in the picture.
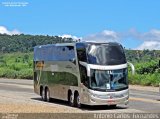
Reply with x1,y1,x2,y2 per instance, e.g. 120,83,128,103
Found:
125,49,160,63
126,50,160,86
0,34,74,53
0,53,33,79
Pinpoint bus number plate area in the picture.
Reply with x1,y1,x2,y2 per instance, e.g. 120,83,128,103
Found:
107,94,116,104
107,99,115,104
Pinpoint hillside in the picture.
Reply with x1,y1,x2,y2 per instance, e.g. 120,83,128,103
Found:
125,49,160,63
0,34,74,53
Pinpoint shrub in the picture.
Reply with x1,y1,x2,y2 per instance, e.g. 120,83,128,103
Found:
17,69,33,79
0,68,18,78
128,72,160,87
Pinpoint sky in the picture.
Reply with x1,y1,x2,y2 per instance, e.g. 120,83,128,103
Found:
0,0,160,50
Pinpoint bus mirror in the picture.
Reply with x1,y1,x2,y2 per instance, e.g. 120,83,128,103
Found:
127,62,135,75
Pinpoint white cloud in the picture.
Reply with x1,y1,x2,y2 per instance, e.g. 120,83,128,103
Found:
59,34,82,41
82,30,120,42
130,29,160,50
0,26,21,35
128,29,160,42
141,29,160,41
136,41,160,50
82,29,160,50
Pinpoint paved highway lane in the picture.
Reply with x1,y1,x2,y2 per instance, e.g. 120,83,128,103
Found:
129,89,160,113
0,78,159,113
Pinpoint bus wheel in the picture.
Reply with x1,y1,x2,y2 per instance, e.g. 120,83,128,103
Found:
69,93,74,107
45,88,50,102
75,93,81,108
41,88,45,101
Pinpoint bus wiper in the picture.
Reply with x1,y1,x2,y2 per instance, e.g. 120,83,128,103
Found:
91,87,108,91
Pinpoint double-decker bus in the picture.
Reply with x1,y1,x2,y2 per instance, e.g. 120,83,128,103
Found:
33,42,135,107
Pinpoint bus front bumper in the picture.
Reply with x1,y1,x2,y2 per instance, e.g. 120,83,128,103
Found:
87,89,129,106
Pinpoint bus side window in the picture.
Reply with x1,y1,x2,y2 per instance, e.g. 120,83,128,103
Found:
76,44,87,62
79,65,88,87
66,46,76,64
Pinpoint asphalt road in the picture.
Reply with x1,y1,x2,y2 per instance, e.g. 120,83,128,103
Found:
0,78,159,113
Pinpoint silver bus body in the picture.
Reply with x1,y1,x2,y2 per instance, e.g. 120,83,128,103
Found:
33,42,134,107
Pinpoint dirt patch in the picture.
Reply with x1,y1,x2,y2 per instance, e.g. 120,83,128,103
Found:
0,103,82,113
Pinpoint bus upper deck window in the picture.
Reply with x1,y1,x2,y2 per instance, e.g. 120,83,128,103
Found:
76,43,87,62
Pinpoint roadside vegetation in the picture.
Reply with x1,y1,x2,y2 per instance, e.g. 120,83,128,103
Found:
128,61,160,87
0,53,33,79
126,50,160,87
0,33,160,86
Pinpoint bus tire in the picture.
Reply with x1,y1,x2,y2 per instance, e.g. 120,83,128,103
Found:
45,88,50,102
40,86,43,99
42,88,45,101
68,92,74,107
74,92,81,108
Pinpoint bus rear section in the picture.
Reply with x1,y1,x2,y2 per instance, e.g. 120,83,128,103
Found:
33,44,80,105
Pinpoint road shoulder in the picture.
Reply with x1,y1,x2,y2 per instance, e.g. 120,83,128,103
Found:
129,85,159,93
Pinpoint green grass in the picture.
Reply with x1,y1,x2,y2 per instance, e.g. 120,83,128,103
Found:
0,52,33,79
128,60,160,87
128,72,160,87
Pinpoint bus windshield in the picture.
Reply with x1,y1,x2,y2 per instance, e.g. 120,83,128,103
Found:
87,44,126,65
90,68,128,91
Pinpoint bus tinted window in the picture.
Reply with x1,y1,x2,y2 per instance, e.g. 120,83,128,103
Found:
76,43,87,62
34,46,75,61
79,65,89,87
87,44,126,65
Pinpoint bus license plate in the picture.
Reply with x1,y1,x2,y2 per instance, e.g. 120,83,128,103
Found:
107,100,115,104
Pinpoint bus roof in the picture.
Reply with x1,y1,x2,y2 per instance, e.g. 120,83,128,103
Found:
34,43,75,49
34,42,121,49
